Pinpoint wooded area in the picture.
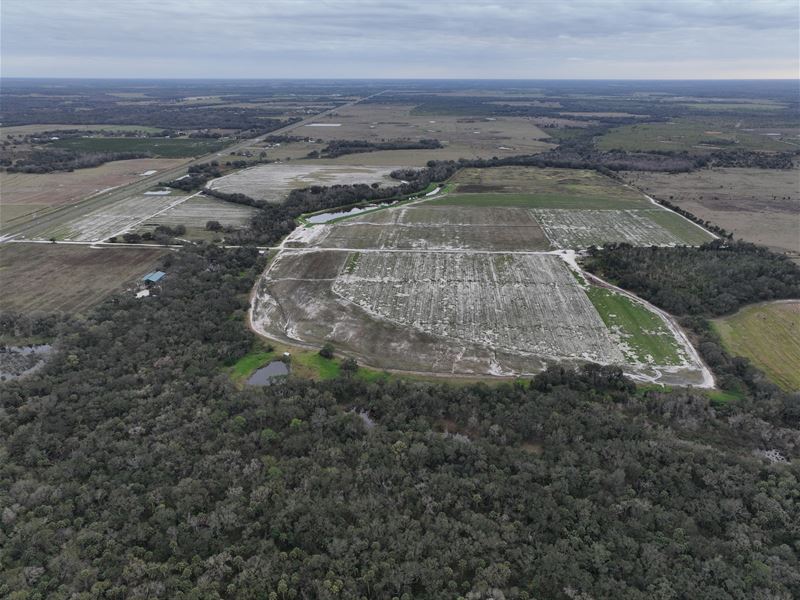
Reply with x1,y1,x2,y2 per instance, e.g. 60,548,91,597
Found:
2,245,798,599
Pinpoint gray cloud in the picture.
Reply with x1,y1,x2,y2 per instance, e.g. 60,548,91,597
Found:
2,0,798,78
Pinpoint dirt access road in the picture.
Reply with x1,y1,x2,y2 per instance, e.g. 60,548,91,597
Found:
1,91,388,242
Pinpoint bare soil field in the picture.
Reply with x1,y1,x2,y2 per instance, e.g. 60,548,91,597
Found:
333,251,622,363
207,163,401,203
252,186,709,384
0,244,166,314
140,195,256,229
291,205,551,251
533,208,713,248
22,193,187,241
0,158,188,227
621,168,800,259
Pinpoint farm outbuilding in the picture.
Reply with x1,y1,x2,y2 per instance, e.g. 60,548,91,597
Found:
142,271,166,283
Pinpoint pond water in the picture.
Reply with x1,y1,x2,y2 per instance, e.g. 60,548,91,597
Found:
246,361,290,386
0,344,52,380
307,205,375,224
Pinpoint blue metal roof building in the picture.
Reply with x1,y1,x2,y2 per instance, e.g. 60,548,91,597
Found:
142,271,166,283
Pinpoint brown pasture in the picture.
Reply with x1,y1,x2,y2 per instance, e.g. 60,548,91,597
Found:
0,158,188,227
622,168,800,260
0,244,167,314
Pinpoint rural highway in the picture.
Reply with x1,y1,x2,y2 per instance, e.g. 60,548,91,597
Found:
1,90,387,241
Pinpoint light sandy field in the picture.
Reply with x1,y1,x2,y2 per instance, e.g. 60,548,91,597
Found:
621,168,800,260
532,208,713,248
291,205,551,251
0,158,188,227
252,187,709,384
23,193,187,241
0,244,166,314
333,252,622,363
207,163,402,203
140,195,256,229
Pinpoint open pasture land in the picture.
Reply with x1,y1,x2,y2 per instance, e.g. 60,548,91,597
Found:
713,301,800,391
596,118,797,153
622,168,800,259
0,244,166,314
532,208,713,248
293,205,551,251
0,158,189,227
208,163,401,203
434,167,652,209
289,103,554,165
50,136,225,158
21,193,188,241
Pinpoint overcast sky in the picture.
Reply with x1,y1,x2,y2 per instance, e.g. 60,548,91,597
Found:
2,0,798,79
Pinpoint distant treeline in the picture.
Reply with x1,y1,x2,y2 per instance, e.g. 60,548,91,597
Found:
309,138,442,159
3,149,150,173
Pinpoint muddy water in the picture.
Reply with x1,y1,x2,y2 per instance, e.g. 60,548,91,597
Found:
246,361,289,386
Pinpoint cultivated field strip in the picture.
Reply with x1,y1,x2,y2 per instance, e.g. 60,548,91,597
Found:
299,205,551,251
141,196,256,229
32,194,180,241
333,252,624,363
531,209,689,248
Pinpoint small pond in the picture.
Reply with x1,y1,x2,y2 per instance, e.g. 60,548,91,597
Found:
307,205,375,224
246,361,290,386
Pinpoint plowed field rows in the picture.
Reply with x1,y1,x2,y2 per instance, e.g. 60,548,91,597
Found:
532,209,710,248
333,252,623,362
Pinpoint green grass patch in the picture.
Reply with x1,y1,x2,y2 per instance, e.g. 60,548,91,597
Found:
706,389,745,405
50,137,225,158
586,286,684,366
427,192,649,210
646,210,715,245
712,301,800,391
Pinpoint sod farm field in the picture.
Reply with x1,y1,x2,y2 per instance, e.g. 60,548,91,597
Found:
713,301,800,391
0,244,166,314
622,168,800,261
251,166,712,386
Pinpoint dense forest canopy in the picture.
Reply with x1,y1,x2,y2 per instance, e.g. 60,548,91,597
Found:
2,242,799,598
584,241,800,318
